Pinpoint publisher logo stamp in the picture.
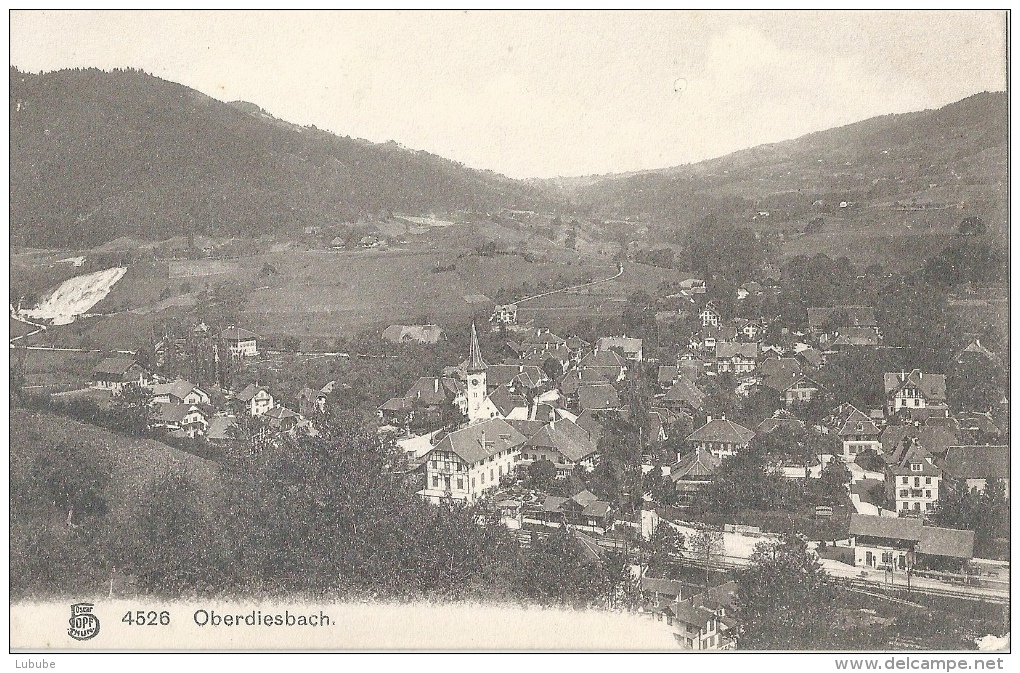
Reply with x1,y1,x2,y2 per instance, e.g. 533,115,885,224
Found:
67,603,100,641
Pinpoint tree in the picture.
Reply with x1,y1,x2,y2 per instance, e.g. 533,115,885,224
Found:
688,528,724,589
735,536,839,649
645,523,686,579
818,460,852,506
527,459,557,489
119,466,229,596
30,438,113,526
958,216,986,236
542,356,564,381
110,383,152,435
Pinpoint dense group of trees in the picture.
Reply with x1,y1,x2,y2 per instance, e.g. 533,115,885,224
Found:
10,409,630,606
930,479,1010,561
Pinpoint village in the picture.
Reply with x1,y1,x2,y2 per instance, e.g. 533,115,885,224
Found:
24,262,1007,651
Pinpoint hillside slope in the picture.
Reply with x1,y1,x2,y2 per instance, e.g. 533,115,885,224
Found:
10,67,554,247
548,92,1007,236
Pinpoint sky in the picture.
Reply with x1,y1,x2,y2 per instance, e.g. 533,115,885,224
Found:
10,10,1008,179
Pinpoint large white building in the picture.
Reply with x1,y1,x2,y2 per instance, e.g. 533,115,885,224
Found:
418,419,527,504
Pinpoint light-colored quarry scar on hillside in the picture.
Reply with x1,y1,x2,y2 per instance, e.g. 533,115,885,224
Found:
21,266,127,325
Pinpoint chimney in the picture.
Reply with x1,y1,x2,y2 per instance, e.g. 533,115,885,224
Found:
434,379,439,393
706,415,712,424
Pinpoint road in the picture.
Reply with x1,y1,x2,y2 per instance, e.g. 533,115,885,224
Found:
514,263,624,306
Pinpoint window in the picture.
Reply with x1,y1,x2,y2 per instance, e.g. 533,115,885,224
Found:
925,502,932,510
882,552,893,563
911,464,922,473
902,477,908,485
432,476,439,488
481,473,485,484
925,477,931,485
457,478,464,490
913,502,921,511
914,477,921,487
925,490,931,498
490,469,494,481
899,489,908,497
471,478,475,488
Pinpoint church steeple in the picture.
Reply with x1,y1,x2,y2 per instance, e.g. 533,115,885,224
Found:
466,323,489,424
467,322,487,373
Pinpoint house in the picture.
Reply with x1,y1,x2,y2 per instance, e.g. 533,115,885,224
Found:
734,318,763,341
796,347,825,369
937,445,1009,500
884,369,948,415
758,358,820,406
653,581,738,650
491,303,518,326
577,348,627,382
662,376,706,412
485,364,548,393
955,412,1002,443
848,514,974,572
516,329,568,357
377,379,467,426
670,449,720,505
715,342,758,374
884,437,942,515
573,409,605,446
419,419,527,503
597,336,643,362
559,368,611,399
639,576,688,606
690,324,738,353
150,379,210,406
880,423,958,459
263,406,300,432
829,327,882,349
381,324,445,345
833,405,882,461
486,384,531,420
807,306,878,337
520,418,600,477
757,409,806,435
206,415,237,443
577,383,623,413
954,339,996,364
297,383,333,416
221,326,259,357
90,358,152,394
679,278,707,294
359,235,381,248
736,281,764,300
151,403,208,438
529,490,613,535
698,305,721,328
657,365,680,390
232,383,275,417
686,417,755,459
330,236,345,249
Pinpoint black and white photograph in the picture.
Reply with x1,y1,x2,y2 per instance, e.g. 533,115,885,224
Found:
7,9,1010,662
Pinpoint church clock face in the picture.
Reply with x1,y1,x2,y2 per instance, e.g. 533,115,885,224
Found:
470,378,479,386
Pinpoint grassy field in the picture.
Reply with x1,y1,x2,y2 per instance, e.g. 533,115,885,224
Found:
10,409,221,518
16,349,100,388
243,247,633,338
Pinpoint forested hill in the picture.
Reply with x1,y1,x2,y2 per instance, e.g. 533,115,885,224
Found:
10,67,554,247
545,92,1007,229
